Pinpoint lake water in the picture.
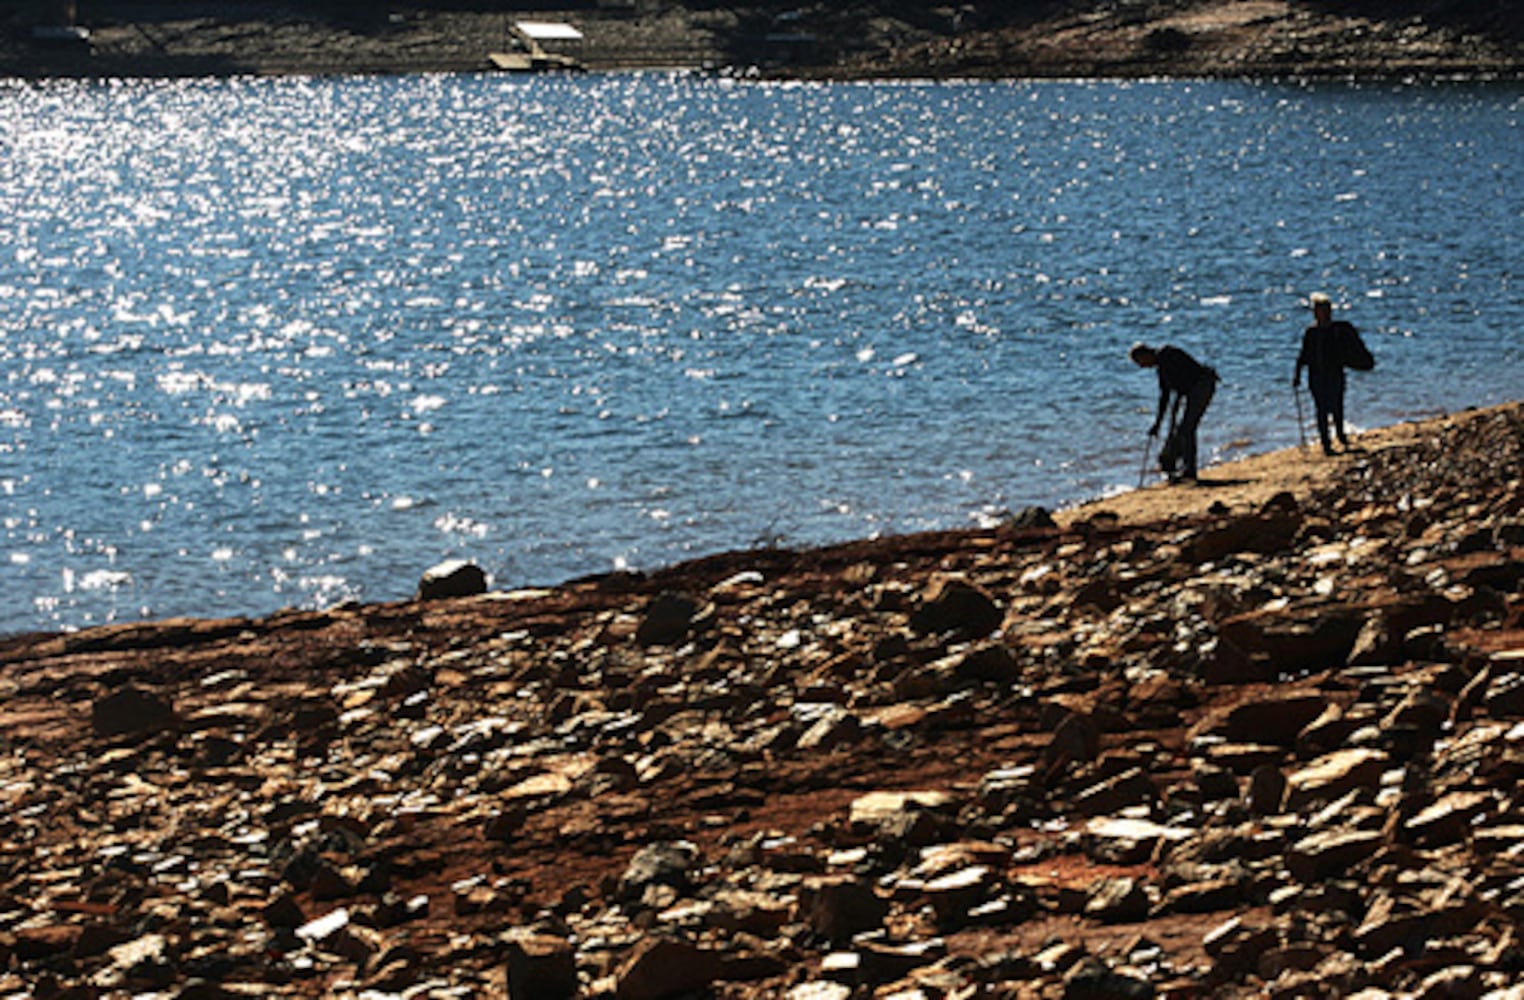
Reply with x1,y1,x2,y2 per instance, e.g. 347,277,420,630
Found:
1,74,1521,636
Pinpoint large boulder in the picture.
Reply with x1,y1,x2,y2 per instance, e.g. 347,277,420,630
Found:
614,937,723,1000
1212,603,1365,680
909,576,1003,639
1184,510,1302,563
417,559,488,599
1196,691,1328,747
92,686,178,739
618,841,699,902
504,931,577,1000
635,592,705,647
803,876,889,944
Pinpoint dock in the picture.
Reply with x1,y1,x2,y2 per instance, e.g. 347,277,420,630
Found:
488,20,585,72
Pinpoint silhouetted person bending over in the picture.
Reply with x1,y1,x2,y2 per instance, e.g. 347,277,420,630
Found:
1130,343,1217,483
1294,293,1374,455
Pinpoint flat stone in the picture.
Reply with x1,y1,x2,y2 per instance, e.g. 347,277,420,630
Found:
1084,877,1150,923
1202,742,1285,774
262,892,306,929
818,950,860,984
848,790,953,827
797,710,864,751
705,889,791,936
1414,966,1483,1000
13,924,82,961
1406,790,1494,846
1071,767,1157,817
913,841,1011,879
1297,703,1359,756
1034,941,1089,974
858,939,945,984
1062,954,1155,999
1159,878,1241,915
1193,761,1240,800
1470,824,1524,855
1354,897,1460,958
1381,689,1450,735
784,984,852,1000
1283,748,1390,812
295,907,350,944
923,865,995,925
952,642,1019,683
1286,829,1384,884
977,765,1039,811
1484,673,1524,717
1203,916,1279,977
501,771,575,803
1084,817,1193,864
1256,943,1332,979
1217,691,1328,746
1184,511,1301,563
1214,605,1365,679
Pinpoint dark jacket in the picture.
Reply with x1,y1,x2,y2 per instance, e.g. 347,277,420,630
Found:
1298,321,1374,387
1152,346,1215,430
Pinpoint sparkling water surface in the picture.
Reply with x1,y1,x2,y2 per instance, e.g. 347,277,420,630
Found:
1,74,1521,636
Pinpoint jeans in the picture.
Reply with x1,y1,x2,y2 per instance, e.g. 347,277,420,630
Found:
1309,374,1347,452
1164,372,1216,478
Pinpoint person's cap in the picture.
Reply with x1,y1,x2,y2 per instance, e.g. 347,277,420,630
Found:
1309,292,1332,308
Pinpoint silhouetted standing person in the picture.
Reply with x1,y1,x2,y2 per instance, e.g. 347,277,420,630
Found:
1294,293,1374,455
1130,343,1217,483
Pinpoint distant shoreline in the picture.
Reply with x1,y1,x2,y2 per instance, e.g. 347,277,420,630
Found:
3,2,1522,83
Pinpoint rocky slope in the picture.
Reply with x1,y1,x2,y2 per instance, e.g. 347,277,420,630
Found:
821,0,1524,80
0,400,1521,997
2,0,1522,78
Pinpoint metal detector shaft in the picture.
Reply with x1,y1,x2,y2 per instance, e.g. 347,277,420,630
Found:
1293,383,1308,448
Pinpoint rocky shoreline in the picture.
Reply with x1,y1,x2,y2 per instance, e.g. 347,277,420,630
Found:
1,400,1521,996
2,1,1522,80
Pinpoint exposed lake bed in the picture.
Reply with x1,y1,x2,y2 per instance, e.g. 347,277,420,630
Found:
0,400,1520,996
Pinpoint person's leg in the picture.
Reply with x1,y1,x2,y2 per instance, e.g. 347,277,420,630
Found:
1158,431,1177,476
1310,382,1335,454
1159,396,1183,478
1178,378,1214,479
1331,381,1348,447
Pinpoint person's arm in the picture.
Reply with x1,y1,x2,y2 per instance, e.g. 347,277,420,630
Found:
1150,378,1169,436
1293,330,1308,386
1336,322,1375,371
